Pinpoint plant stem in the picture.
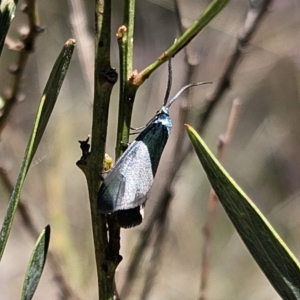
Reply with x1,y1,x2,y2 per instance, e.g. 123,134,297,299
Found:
68,0,94,98
85,1,118,299
116,0,136,158
0,0,43,133
199,0,273,132
134,0,231,86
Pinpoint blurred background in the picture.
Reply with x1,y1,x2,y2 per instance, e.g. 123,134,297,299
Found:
1,0,300,299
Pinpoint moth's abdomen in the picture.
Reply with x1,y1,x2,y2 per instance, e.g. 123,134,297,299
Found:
117,208,142,228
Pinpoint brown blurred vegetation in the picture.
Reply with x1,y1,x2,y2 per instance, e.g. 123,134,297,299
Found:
1,0,300,299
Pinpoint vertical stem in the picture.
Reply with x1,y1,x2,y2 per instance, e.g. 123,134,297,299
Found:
87,1,118,299
0,0,43,133
116,0,137,158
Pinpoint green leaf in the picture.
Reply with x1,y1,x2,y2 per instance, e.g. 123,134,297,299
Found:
185,124,300,299
21,225,51,300
0,0,17,56
0,39,75,261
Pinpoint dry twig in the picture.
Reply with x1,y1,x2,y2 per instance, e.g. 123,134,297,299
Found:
0,0,44,132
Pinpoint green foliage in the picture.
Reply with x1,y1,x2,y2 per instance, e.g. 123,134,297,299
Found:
0,38,75,297
186,124,300,299
0,39,75,261
0,0,17,55
21,225,51,300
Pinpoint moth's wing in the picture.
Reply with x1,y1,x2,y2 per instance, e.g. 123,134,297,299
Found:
136,121,170,175
116,123,170,228
97,141,153,212
98,118,170,216
97,169,126,212
115,122,170,209
98,144,137,212
128,141,155,205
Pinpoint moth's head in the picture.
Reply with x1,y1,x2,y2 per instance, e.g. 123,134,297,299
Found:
160,106,170,115
155,106,172,133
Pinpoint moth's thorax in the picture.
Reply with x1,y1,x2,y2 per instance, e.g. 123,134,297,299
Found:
155,106,172,134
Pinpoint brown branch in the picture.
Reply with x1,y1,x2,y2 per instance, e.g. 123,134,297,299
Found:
198,99,241,300
80,1,120,298
0,164,80,300
0,0,44,132
140,192,171,300
198,0,273,133
67,0,94,98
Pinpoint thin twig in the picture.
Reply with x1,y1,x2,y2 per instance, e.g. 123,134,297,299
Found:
198,99,241,300
81,1,119,299
107,0,137,295
198,0,273,133
0,165,79,300
116,0,136,158
120,191,173,299
0,0,44,132
140,192,171,300
134,0,231,86
68,0,94,98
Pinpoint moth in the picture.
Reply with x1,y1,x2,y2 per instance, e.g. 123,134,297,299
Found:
98,63,211,228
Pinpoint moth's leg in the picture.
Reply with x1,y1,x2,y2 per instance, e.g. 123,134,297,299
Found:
103,153,114,171
130,125,145,133
120,141,130,152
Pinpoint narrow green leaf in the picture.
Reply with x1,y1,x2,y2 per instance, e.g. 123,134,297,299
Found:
186,124,300,299
0,0,17,56
21,225,51,300
0,39,75,261
138,0,231,83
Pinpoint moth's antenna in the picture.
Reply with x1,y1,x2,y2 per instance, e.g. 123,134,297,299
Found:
163,59,172,106
167,81,212,108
